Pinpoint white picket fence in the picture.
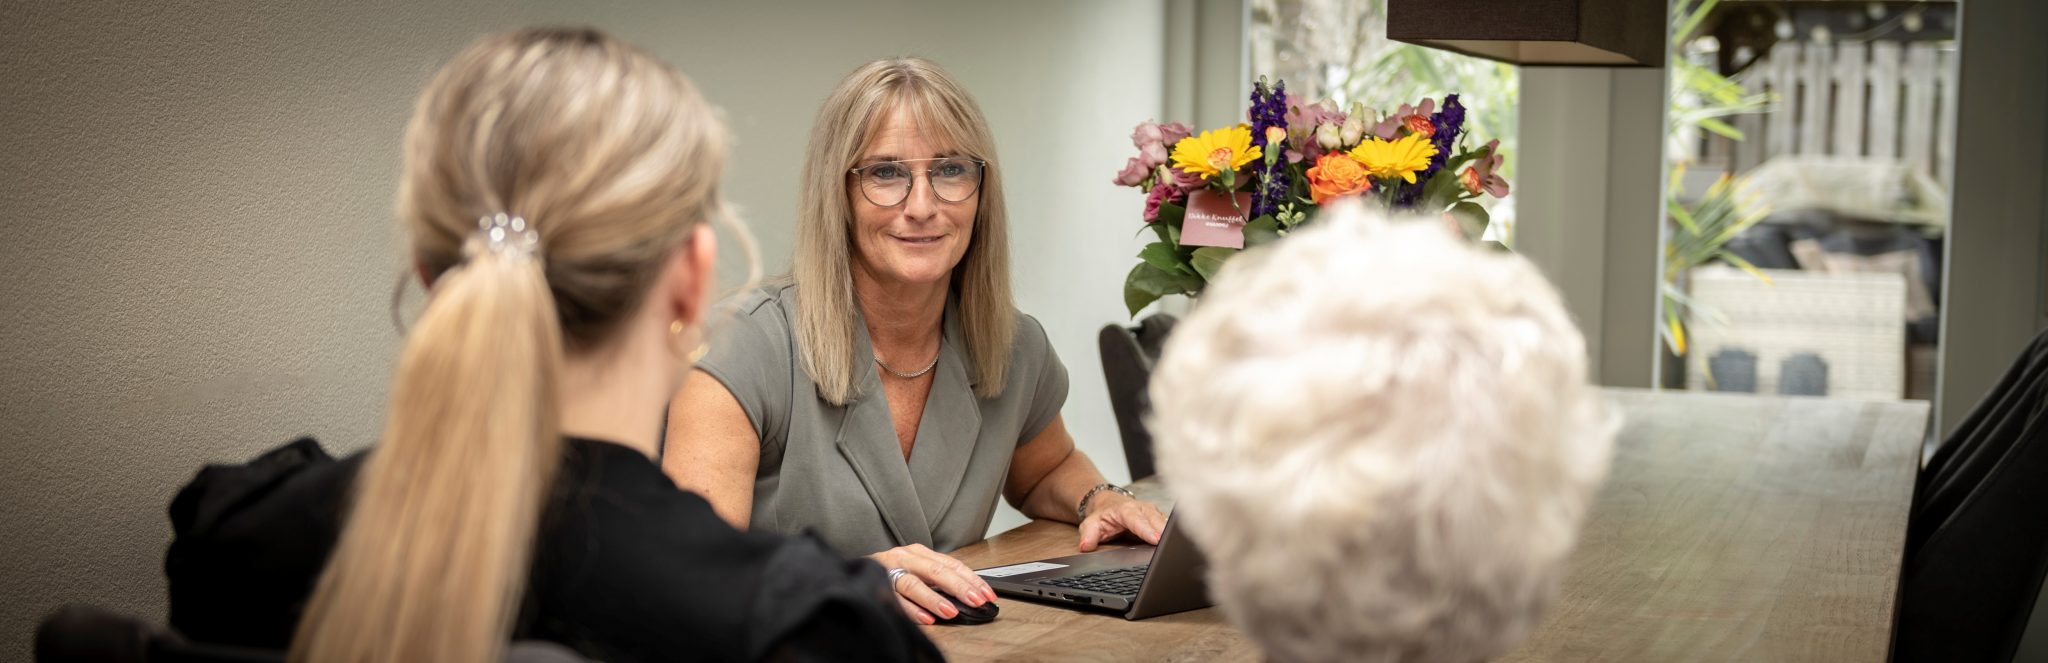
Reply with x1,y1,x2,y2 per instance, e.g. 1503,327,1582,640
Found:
1717,41,1959,189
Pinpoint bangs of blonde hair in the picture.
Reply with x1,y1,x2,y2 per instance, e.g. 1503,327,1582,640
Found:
789,57,1014,405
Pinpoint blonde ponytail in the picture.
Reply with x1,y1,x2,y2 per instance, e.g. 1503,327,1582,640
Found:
292,242,562,663
288,27,730,662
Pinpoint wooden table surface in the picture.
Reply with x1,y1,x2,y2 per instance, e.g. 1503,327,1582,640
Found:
922,388,1930,662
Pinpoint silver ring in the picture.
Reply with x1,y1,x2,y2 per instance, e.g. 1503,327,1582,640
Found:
887,567,910,586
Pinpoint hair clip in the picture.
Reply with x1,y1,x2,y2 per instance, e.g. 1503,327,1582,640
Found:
475,213,540,259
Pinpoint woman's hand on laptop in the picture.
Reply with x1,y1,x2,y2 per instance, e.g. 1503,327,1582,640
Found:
869,544,998,625
1077,493,1167,552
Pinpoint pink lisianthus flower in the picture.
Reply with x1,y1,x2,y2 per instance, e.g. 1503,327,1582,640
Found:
1159,121,1193,149
1142,180,1188,223
1114,157,1150,187
1141,167,1199,223
1132,121,1164,149
1131,120,1195,169
1140,141,1169,167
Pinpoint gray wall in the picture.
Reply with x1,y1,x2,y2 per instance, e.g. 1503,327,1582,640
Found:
1937,0,2048,438
1515,67,1667,389
0,1,1165,658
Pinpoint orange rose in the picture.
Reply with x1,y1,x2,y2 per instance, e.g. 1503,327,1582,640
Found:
1307,152,1373,204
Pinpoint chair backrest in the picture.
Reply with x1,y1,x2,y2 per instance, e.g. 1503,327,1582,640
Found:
36,605,594,663
1896,326,2048,662
35,605,151,663
1098,314,1177,481
35,605,281,663
504,642,595,663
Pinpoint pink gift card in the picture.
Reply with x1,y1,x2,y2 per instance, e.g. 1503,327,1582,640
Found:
1180,190,1253,249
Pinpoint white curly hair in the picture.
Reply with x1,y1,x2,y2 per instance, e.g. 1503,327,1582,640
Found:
1148,203,1618,663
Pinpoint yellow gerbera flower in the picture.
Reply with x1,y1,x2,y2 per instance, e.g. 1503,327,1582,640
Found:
1170,124,1262,180
1348,133,1438,184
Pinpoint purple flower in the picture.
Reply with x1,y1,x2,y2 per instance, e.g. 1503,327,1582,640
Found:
1427,94,1465,174
1247,78,1291,217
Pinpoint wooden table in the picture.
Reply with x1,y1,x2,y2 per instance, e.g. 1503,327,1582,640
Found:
922,389,1929,662
920,481,1265,662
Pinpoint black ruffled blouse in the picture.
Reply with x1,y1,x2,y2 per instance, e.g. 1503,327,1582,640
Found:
165,436,940,662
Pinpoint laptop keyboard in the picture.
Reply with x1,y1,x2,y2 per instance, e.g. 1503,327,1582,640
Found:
1038,565,1149,597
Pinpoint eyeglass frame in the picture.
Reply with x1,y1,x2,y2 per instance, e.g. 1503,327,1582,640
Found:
846,157,988,208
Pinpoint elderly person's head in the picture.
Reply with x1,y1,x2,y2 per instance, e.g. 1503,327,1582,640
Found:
1149,205,1617,663
790,57,1015,404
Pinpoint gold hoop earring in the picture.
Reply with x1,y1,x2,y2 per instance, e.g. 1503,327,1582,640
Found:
687,343,710,363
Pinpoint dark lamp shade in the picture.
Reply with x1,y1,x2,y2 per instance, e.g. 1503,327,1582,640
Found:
1387,0,1667,68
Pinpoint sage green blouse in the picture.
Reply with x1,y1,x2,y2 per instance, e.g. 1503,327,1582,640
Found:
695,284,1069,558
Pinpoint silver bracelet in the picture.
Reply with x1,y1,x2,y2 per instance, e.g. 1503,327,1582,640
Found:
1077,483,1137,521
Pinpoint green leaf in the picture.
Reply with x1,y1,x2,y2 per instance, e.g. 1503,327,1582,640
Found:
1697,117,1744,140
1669,199,1701,235
1419,165,1477,213
1137,242,1189,275
1123,261,1205,317
1442,145,1487,174
1155,202,1185,233
1662,304,1689,356
1244,215,1283,247
1675,0,1720,43
1718,253,1775,284
1447,202,1490,242
1124,264,1165,318
1189,246,1237,282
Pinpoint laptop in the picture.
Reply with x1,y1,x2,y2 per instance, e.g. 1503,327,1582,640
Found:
974,514,1212,620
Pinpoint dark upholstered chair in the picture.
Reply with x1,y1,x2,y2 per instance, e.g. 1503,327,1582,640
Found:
1896,326,2048,662
36,605,280,663
36,604,592,663
1098,314,1178,481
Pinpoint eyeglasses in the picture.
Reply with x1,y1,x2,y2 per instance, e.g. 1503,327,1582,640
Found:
848,157,985,208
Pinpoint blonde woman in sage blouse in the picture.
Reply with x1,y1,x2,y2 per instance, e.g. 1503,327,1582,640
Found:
665,57,1167,626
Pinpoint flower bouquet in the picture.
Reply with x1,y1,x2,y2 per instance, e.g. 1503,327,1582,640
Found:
1114,77,1510,315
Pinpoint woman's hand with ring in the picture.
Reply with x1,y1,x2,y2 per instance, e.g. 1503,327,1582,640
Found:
868,543,996,625
1077,492,1167,552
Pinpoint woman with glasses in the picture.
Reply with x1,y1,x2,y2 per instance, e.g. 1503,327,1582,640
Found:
664,57,1167,625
